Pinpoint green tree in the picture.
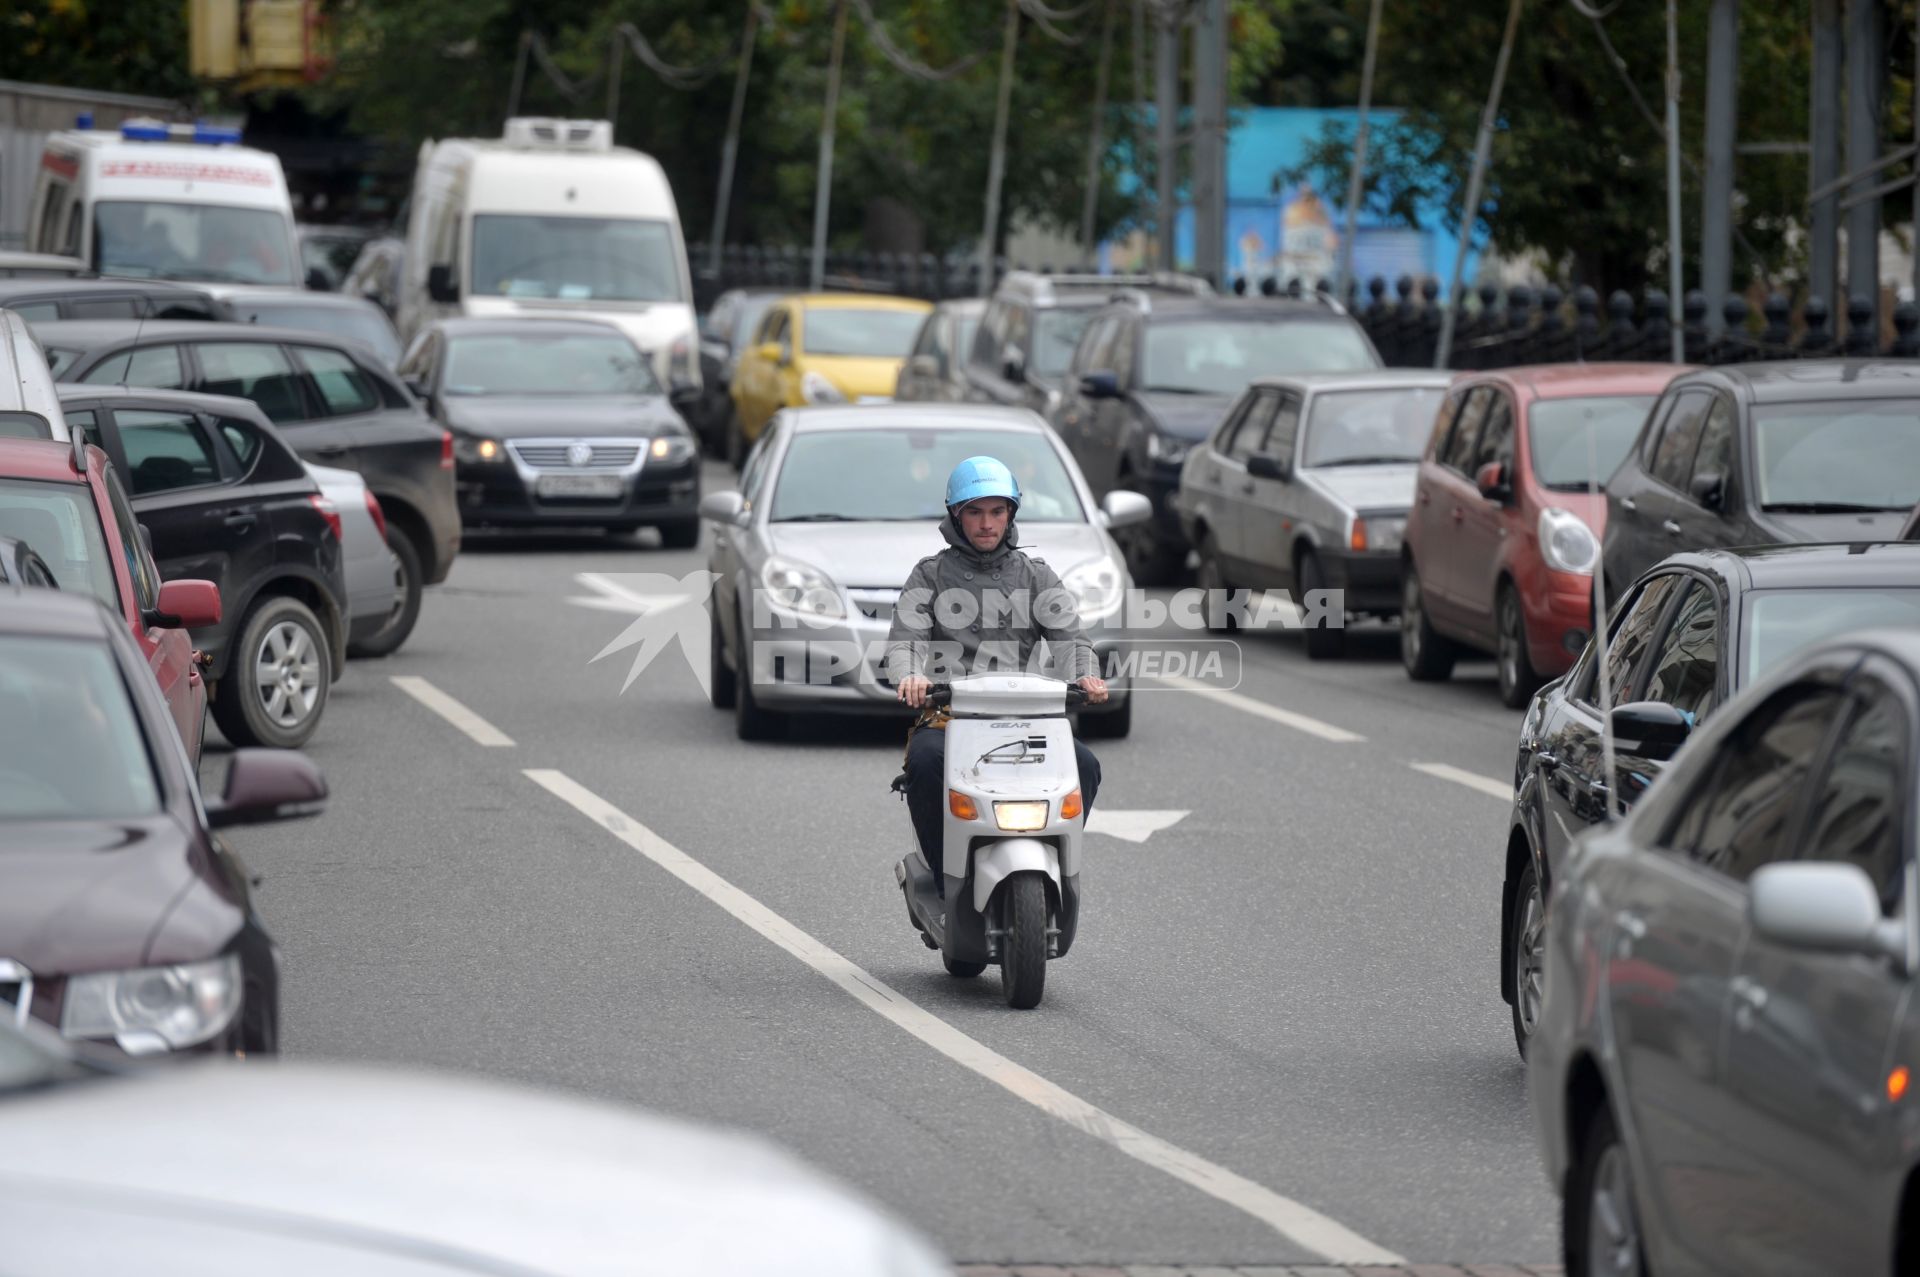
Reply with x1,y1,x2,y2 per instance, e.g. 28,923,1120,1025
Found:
1,0,199,102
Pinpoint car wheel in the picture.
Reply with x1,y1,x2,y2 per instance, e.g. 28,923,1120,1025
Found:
708,599,736,710
1116,483,1181,587
733,608,785,741
211,596,331,749
1509,858,1546,1059
240,979,278,1056
1079,691,1132,739
1299,552,1346,660
1497,585,1543,708
1400,565,1456,681
347,528,423,659
1566,1105,1647,1277
658,518,700,550
1196,533,1237,631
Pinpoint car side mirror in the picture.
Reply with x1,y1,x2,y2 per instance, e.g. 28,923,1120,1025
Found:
305,265,334,292
1099,489,1153,529
754,341,784,367
1475,460,1513,503
1608,700,1692,760
150,578,222,630
1246,454,1287,482
1750,862,1907,968
426,263,460,304
699,491,750,527
668,383,701,414
1079,370,1120,400
205,748,328,829
908,353,939,380
1689,472,1725,511
1001,343,1026,383
403,374,431,400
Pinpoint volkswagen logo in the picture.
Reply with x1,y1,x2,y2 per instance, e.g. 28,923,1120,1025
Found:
566,442,595,469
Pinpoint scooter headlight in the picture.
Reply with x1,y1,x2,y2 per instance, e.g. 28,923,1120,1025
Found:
994,801,1049,832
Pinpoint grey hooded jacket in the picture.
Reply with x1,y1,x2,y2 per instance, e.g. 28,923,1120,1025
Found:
882,516,1098,685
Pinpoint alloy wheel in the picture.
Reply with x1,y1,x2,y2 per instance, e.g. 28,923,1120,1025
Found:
1514,876,1546,1044
255,620,322,729
1587,1144,1644,1277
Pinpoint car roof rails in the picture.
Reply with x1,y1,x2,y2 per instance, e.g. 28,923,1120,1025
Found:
996,270,1213,305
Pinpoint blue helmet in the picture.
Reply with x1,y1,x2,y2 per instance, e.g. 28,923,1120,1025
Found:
945,456,1021,513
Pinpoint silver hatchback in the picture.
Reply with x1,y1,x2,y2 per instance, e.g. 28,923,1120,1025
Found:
1529,628,1920,1276
1173,369,1451,659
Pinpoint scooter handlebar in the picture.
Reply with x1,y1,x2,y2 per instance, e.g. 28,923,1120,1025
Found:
918,682,1088,707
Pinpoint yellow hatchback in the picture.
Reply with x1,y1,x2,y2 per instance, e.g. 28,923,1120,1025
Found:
725,292,933,463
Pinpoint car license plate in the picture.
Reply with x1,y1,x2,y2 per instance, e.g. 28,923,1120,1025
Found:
535,474,625,499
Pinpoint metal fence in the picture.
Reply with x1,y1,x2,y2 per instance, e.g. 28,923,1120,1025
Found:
690,245,1920,369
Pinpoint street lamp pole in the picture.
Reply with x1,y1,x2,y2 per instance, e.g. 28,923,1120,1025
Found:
1434,0,1522,370
809,0,850,293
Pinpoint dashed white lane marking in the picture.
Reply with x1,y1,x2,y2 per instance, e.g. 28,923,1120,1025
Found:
1085,809,1191,843
1410,762,1511,801
390,676,515,747
523,767,1403,1265
1152,674,1365,743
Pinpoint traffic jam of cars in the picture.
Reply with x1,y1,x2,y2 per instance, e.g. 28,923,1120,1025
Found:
5,107,1920,1274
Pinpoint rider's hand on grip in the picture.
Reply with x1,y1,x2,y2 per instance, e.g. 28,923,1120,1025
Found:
897,675,932,708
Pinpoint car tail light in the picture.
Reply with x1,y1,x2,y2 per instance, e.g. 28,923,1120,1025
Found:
309,493,342,542
363,488,388,541
440,429,455,471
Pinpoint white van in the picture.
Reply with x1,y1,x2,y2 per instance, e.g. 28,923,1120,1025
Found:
399,117,699,389
0,308,62,439
26,119,302,291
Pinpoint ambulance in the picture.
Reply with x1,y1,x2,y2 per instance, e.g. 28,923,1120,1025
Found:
398,117,699,391
25,119,302,291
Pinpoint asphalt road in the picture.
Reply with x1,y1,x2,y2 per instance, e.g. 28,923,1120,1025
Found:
205,460,1559,1269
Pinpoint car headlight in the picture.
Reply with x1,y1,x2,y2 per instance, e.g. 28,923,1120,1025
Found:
62,954,242,1054
453,434,504,464
1062,556,1126,622
1351,514,1406,555
994,800,1049,832
649,433,698,465
1539,507,1599,574
801,371,846,405
669,334,695,386
1145,432,1190,465
760,554,846,619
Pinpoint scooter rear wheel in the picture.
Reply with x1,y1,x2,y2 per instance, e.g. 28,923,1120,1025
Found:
1001,873,1049,1009
943,955,986,978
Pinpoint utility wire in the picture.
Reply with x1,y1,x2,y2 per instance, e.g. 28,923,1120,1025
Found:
615,21,733,90
848,0,988,81
1021,0,1089,46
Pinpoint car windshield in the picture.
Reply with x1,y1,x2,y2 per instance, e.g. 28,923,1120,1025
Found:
43,348,83,378
470,215,685,303
770,428,1086,523
93,201,297,286
1744,588,1920,682
1528,395,1656,489
1032,309,1094,381
0,477,116,606
229,300,401,366
0,635,160,820
953,315,982,369
1302,387,1446,466
443,332,662,397
731,295,779,351
1141,319,1377,395
1754,400,1920,510
801,308,926,358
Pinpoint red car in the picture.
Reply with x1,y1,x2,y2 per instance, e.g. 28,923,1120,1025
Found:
1400,363,1690,706
0,437,220,758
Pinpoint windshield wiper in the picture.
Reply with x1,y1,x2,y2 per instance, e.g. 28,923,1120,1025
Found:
1316,455,1416,467
1139,385,1209,395
1762,501,1905,514
771,513,926,523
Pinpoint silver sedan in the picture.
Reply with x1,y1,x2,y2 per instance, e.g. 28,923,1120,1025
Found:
1529,628,1920,1276
700,403,1148,740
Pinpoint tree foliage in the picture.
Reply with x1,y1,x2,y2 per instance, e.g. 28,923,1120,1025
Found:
1,1,200,103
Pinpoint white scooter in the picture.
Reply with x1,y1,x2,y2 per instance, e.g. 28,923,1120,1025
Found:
895,674,1087,1009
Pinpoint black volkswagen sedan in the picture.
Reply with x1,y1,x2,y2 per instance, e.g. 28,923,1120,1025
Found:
1501,540,1920,1057
0,587,327,1059
1600,360,1920,593
398,318,702,546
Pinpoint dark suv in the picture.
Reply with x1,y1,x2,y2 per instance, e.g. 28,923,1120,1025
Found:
1049,291,1381,583
57,385,350,750
964,272,1212,421
31,320,460,598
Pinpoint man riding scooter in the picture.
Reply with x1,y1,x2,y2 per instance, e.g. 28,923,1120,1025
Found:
884,457,1109,901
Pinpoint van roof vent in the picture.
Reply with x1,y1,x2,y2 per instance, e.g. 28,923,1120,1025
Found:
502,117,614,152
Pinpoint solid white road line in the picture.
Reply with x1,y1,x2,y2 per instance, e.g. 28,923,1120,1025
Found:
523,768,1403,1266
1409,762,1511,801
1151,674,1365,743
390,676,515,747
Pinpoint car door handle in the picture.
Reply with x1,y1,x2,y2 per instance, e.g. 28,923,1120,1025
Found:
1731,976,1769,1010
223,511,257,530
1613,911,1647,958
1535,749,1561,773
1621,497,1637,512
311,444,350,458
1241,482,1256,496
1419,490,1431,506
1450,507,1464,523
1662,520,1682,535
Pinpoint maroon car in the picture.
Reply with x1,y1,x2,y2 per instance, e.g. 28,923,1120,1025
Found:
0,586,326,1059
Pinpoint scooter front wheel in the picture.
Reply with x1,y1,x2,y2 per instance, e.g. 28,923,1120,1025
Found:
1001,873,1049,1009
943,955,986,978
